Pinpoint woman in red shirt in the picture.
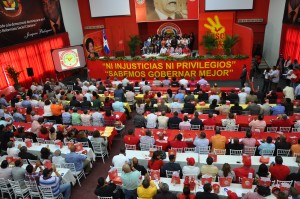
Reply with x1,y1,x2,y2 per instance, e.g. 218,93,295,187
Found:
38,126,49,140
148,151,164,170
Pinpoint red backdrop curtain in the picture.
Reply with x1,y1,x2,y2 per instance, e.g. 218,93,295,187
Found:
281,24,300,61
0,33,70,89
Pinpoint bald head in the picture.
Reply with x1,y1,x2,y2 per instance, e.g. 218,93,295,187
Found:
70,145,76,152
122,164,131,173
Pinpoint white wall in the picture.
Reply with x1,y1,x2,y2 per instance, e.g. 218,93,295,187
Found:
263,0,285,66
60,0,84,46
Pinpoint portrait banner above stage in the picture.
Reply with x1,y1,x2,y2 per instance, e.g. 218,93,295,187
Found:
135,0,199,23
83,31,103,59
88,59,250,81
0,0,66,48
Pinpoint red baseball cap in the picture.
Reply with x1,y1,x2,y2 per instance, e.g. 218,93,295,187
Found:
186,157,195,166
227,190,238,199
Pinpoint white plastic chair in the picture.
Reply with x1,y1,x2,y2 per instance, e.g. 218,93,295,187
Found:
91,141,109,163
214,149,226,155
45,140,55,145
125,144,136,150
277,149,290,156
230,149,243,156
191,125,201,130
62,163,86,187
244,146,257,156
198,146,211,154
166,170,180,178
39,185,63,199
266,127,278,132
140,143,152,151
204,125,215,130
279,127,291,132
152,145,162,151
184,147,196,153
217,127,227,131
36,138,45,144
261,149,275,156
171,147,183,153
8,179,29,199
98,197,113,199
77,141,89,147
24,180,42,199
292,128,300,132
0,178,13,199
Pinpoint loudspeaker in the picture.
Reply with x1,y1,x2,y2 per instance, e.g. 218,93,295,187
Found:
26,68,34,77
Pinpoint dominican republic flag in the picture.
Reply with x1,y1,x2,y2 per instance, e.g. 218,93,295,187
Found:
103,29,110,55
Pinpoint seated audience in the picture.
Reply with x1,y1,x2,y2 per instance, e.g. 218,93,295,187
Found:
132,157,147,176
121,163,141,199
241,186,268,199
65,145,91,174
81,110,91,126
260,99,271,115
287,167,300,183
271,102,285,115
190,112,203,129
209,92,220,105
41,147,52,160
170,134,187,151
64,131,76,143
210,129,226,151
38,126,49,140
136,99,145,115
182,157,200,177
77,130,92,148
246,91,258,103
203,113,217,126
140,129,155,147
233,156,255,183
134,112,146,128
39,166,71,199
291,138,300,156
168,111,182,129
200,156,218,177
218,163,236,182
227,89,239,104
112,148,130,168
222,113,236,130
269,156,290,181
242,131,256,148
193,132,209,153
161,155,182,178
177,187,195,199
183,99,195,114
12,160,26,188
90,130,108,148
104,110,116,126
0,160,12,180
157,111,169,129
18,146,38,160
215,100,230,115
249,114,266,132
94,177,120,199
175,90,185,103
275,135,291,156
124,129,139,147
156,132,169,151
238,89,247,104
230,102,243,115
25,161,43,182
148,151,164,170
157,100,169,113
255,164,270,180
179,116,191,130
71,108,81,125
153,182,177,199
195,183,219,199
258,136,275,155
170,99,182,113
52,149,66,165
226,137,244,155
137,173,157,199
7,141,20,157
245,100,261,115
146,109,158,128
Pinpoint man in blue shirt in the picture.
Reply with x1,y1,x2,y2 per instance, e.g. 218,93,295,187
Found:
175,90,185,103
21,97,32,108
0,95,9,107
65,145,91,174
271,103,285,116
62,107,72,125
112,98,125,112
258,136,275,155
12,109,25,122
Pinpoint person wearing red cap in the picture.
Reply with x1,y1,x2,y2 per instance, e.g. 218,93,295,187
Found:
227,190,238,199
182,157,200,177
233,157,255,183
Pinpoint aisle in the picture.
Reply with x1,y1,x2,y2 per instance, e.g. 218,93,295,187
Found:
71,111,134,198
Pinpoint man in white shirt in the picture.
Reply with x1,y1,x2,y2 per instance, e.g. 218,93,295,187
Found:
30,82,37,91
208,92,220,104
125,89,135,103
112,78,122,87
88,83,97,92
283,85,295,101
112,148,130,168
81,83,89,94
139,78,146,87
158,111,169,129
270,66,280,91
182,157,200,176
122,76,130,87
243,83,251,94
84,90,93,101
146,110,158,128
160,46,167,54
142,82,151,94
52,150,66,165
238,89,247,104
179,76,188,87
7,141,20,157
198,76,208,85
30,96,39,108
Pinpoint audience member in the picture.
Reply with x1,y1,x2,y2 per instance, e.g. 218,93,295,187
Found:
12,160,26,188
179,116,191,130
0,160,12,180
65,145,91,174
193,132,209,153
246,91,258,104
161,155,182,178
90,130,108,148
148,151,164,170
170,134,187,151
140,129,155,147
271,102,285,115
18,146,38,160
249,114,266,132
182,157,200,177
291,138,300,155
52,149,66,165
112,148,130,168
153,182,177,199
233,156,255,183
25,161,43,182
200,156,218,177
146,109,158,128
275,136,291,156
241,186,268,199
203,113,217,126
190,112,203,128
258,136,275,155
137,173,157,198
255,163,270,179
156,132,169,151
157,111,169,129
124,129,139,147
242,131,256,148
271,114,292,128
210,129,226,151
94,177,120,198
269,156,290,181
218,163,236,182
177,187,195,199
132,157,147,176
226,138,244,155
168,111,182,129
195,183,219,199
246,100,261,115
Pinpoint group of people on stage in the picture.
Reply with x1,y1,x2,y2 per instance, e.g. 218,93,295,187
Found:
142,33,194,55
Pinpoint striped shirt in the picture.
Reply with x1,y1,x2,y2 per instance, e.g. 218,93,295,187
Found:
121,170,141,190
39,176,60,197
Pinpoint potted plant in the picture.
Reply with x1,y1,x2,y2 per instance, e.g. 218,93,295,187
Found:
127,35,141,57
201,32,218,55
6,65,22,90
223,34,239,56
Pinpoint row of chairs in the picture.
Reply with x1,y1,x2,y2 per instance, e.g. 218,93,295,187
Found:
125,144,292,157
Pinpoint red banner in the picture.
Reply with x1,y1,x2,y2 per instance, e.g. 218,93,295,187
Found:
87,58,251,81
135,0,199,23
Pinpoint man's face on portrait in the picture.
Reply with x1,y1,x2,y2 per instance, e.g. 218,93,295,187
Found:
155,0,178,15
42,0,60,22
